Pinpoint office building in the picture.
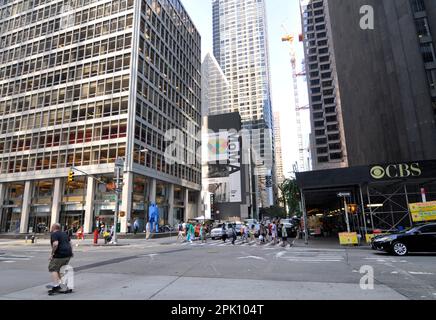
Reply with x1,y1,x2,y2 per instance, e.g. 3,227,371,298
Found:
0,0,202,234
301,0,436,171
212,0,274,211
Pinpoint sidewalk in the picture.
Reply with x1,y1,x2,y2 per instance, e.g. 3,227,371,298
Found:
292,236,372,250
0,236,175,248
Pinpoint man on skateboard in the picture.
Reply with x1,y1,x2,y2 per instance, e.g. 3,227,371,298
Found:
48,223,73,294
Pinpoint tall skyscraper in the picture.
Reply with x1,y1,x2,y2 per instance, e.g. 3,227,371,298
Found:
301,0,436,170
0,0,202,234
212,0,274,211
201,53,233,117
273,112,285,186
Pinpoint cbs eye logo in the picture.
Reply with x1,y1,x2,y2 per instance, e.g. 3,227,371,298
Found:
370,166,385,180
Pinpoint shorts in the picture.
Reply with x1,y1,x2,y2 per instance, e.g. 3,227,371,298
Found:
48,257,71,273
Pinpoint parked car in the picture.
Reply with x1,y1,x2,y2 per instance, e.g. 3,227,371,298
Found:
371,223,436,256
210,222,243,239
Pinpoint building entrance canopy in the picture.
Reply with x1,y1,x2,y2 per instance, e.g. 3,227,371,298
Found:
296,160,436,191
296,160,436,238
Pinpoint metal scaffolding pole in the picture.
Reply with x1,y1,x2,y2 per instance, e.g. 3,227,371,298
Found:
366,185,375,231
359,185,368,236
300,190,309,245
404,184,414,227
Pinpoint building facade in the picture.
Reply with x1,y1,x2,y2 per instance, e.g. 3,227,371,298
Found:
212,0,275,209
201,52,233,117
273,112,285,187
0,0,202,234
301,0,436,170
203,112,253,221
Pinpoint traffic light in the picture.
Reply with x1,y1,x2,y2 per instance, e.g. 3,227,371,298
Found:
67,170,75,183
348,204,358,214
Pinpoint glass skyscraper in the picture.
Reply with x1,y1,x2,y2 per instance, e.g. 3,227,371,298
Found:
212,0,274,210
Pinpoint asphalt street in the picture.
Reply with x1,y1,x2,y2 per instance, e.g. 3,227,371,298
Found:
0,236,435,300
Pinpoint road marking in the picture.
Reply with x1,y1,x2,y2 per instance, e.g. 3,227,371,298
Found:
237,256,266,261
391,271,399,274
275,252,287,259
408,272,434,275
2,261,16,263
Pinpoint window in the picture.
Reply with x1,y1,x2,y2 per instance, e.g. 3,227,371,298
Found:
419,225,436,233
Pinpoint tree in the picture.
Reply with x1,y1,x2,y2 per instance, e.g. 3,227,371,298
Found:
279,179,302,218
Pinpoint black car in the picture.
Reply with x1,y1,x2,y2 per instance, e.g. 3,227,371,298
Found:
371,223,436,256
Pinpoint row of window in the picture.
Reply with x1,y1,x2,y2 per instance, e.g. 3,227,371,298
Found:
0,119,128,154
0,55,131,99
0,143,126,173
0,96,129,133
0,0,133,36
0,11,133,58
0,25,131,68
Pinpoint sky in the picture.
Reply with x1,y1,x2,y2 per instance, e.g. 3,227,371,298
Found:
181,0,311,177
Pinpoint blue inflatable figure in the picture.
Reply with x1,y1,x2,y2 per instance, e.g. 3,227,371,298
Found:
148,203,160,233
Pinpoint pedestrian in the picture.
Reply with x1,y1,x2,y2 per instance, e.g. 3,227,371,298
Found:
127,220,132,234
76,226,84,247
48,223,73,291
102,228,110,244
281,223,288,247
271,222,277,245
268,223,273,242
250,225,256,243
277,222,282,245
201,224,207,243
93,228,99,245
189,223,195,243
109,225,115,244
133,219,139,235
221,224,227,243
231,225,237,245
177,222,184,242
145,221,151,240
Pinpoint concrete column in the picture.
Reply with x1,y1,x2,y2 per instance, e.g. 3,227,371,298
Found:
184,188,189,220
19,181,32,234
149,178,156,204
168,184,175,226
197,192,202,218
50,178,62,228
120,172,133,234
83,177,95,234
0,183,5,229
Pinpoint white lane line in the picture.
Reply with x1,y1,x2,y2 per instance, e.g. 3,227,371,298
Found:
1,261,16,263
409,271,434,275
237,256,267,261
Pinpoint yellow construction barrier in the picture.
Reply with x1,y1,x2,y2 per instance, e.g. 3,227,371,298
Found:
339,232,359,245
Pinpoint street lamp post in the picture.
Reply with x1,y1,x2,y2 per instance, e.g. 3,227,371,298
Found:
112,157,124,245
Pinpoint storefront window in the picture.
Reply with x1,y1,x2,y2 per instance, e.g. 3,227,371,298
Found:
94,175,117,229
131,175,149,232
0,183,24,233
29,180,54,233
61,176,86,231
156,182,169,226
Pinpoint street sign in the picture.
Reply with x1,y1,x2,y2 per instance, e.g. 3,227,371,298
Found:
337,192,351,197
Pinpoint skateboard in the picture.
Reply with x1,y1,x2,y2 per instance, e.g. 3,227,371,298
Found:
46,284,73,296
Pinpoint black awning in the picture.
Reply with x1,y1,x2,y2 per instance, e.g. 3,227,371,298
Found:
296,159,436,191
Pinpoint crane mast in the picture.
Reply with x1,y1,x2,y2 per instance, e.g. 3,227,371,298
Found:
282,34,305,172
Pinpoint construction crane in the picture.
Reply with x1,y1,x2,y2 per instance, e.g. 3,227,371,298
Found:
281,31,307,172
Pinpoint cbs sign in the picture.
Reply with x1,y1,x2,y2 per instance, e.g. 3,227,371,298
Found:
370,163,422,180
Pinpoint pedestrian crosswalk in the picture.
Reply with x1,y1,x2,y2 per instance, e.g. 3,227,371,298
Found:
0,254,33,263
178,239,295,250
